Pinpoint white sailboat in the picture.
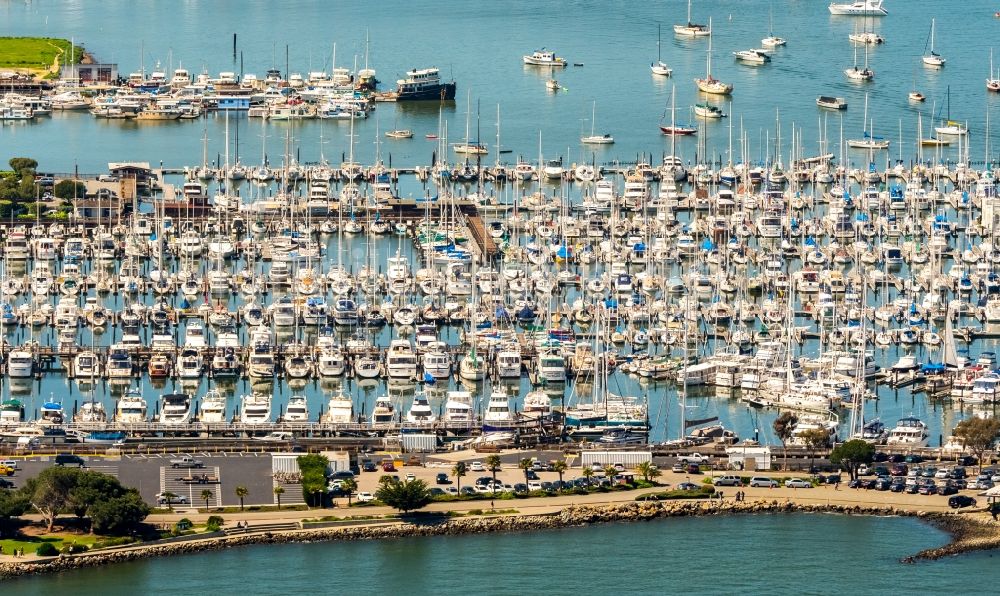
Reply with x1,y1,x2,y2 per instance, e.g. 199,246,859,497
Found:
581,101,614,144
921,18,945,68
694,19,733,95
761,5,786,47
844,43,874,81
673,0,710,37
651,23,672,76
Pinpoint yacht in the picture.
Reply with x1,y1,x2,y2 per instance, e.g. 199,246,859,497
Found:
482,390,516,431
856,419,888,443
536,350,567,383
385,339,419,380
886,416,930,447
445,390,474,423
459,351,486,381
158,393,193,424
199,390,228,423
406,392,437,424
523,49,567,67
240,393,272,424
74,350,102,380
7,349,34,378
76,400,108,423
333,298,359,326
816,96,848,110
395,67,457,101
371,395,396,425
733,49,771,65
317,346,347,377
0,400,23,425
177,348,204,379
247,345,275,378
39,401,65,425
283,395,310,423
828,0,887,16
116,389,148,423
496,348,523,378
321,392,354,424
422,344,452,379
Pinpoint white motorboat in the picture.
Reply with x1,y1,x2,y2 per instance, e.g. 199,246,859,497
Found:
523,49,567,67
159,393,193,424
200,390,228,423
733,49,771,65
406,392,436,424
240,393,272,424
828,0,887,16
116,389,147,423
444,390,474,423
385,339,418,380
886,416,929,447
283,395,310,423
482,389,516,431
371,395,396,425
816,96,848,110
321,392,354,424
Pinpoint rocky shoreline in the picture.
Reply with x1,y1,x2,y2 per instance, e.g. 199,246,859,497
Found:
1,500,995,579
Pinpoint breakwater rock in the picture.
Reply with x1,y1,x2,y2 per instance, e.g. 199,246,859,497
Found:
0,500,993,579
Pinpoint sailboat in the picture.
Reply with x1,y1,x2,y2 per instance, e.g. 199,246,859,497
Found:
921,18,945,68
934,86,967,135
847,93,889,149
660,85,697,136
650,23,673,76
761,5,787,47
673,0,710,36
844,42,874,81
694,19,733,95
908,70,925,102
987,48,1000,92
581,101,614,144
452,92,488,155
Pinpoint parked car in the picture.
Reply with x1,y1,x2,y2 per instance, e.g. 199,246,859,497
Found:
874,476,892,491
445,486,459,496
890,479,906,493
686,463,702,475
513,483,528,493
671,463,685,473
435,473,452,485
470,461,485,472
527,481,543,491
872,452,889,463
460,487,477,496
429,488,446,496
714,475,744,487
362,461,378,473
54,454,86,468
676,482,700,491
939,482,959,496
904,454,924,464
525,470,540,481
749,477,778,488
156,492,190,505
382,462,397,472
0,478,13,489
957,456,978,467
357,492,375,502
0,460,18,470
890,463,908,477
948,495,977,509
785,478,812,489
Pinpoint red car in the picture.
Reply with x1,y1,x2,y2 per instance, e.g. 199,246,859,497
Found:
382,462,397,472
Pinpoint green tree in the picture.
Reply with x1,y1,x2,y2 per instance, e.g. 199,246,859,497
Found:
518,458,534,491
485,455,502,487
374,478,431,514
0,488,29,538
20,466,81,531
201,489,214,512
635,461,661,484
604,465,619,486
953,417,1000,473
799,428,832,471
829,439,876,480
451,461,467,493
552,460,568,487
341,477,357,506
773,411,799,471
88,490,150,535
273,486,285,510
235,486,248,511
53,179,86,200
69,470,119,518
8,158,38,176
297,454,330,508
581,466,594,484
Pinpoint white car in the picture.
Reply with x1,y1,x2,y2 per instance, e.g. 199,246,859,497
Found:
527,481,543,491
470,461,485,472
155,492,190,505
784,478,813,489
749,477,778,488
357,492,374,502
0,460,17,470
405,473,416,483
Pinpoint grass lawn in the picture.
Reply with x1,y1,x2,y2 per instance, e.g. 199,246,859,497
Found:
0,37,84,70
0,532,99,555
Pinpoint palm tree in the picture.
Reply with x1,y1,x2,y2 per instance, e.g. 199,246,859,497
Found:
581,466,594,486
235,486,248,511
603,465,618,486
341,478,357,506
200,489,214,512
273,485,285,510
636,461,661,484
452,461,467,493
485,455,502,487
552,459,568,488
161,491,178,512
518,458,533,491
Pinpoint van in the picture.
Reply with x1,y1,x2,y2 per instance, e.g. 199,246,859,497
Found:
54,454,87,467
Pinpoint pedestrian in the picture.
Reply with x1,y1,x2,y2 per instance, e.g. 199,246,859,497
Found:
490,499,495,511
835,479,840,491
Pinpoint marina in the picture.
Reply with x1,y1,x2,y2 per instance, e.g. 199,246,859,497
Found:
1,1,1000,472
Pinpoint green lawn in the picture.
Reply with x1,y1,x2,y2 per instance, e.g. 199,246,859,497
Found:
0,532,98,555
0,37,84,70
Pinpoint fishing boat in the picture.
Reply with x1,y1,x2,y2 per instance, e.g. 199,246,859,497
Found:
674,0,710,36
523,49,567,67
395,67,456,101
909,91,926,102
828,0,888,16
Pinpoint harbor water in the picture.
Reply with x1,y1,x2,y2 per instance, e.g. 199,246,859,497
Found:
9,514,997,594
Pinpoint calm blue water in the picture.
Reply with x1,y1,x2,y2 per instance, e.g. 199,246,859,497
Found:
3,0,1000,172
10,514,999,594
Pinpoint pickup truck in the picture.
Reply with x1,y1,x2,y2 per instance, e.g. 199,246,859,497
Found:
169,456,205,469
677,453,710,465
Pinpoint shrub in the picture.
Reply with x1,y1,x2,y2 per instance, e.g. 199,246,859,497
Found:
60,543,89,554
92,536,137,549
36,542,58,556
206,515,225,532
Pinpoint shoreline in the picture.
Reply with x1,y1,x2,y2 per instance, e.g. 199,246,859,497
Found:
3,499,997,580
